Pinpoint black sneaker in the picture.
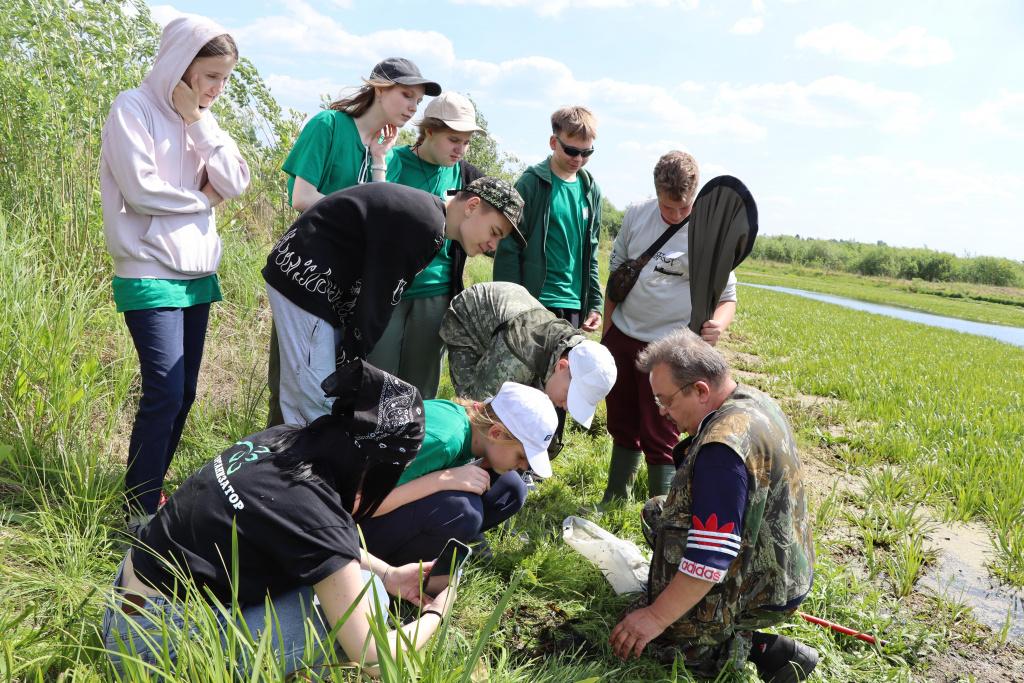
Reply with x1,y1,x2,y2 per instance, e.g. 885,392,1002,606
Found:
757,636,818,683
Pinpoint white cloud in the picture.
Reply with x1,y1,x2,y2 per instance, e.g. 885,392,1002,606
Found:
448,0,697,17
148,3,187,25
820,155,1022,204
731,16,763,35
264,75,343,112
232,1,456,68
963,91,1024,139
453,58,765,140
782,155,1024,258
618,139,693,155
224,1,761,141
717,76,929,134
796,22,953,67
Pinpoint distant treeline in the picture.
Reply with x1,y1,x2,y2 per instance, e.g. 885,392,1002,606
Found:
751,235,1024,288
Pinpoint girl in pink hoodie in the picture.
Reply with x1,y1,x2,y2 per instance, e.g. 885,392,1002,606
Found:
100,14,250,531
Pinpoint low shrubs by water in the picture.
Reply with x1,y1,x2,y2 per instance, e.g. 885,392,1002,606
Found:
753,235,1024,288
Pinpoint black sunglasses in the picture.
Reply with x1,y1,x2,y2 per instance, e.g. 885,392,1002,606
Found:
556,137,595,158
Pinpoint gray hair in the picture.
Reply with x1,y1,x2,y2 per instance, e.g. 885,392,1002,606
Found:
636,327,729,388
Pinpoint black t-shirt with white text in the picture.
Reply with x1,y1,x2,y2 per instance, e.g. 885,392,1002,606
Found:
133,426,360,604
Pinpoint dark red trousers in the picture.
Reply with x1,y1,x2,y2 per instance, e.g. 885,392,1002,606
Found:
602,323,680,466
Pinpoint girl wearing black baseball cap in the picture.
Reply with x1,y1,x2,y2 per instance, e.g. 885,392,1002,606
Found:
268,57,441,426
282,57,441,212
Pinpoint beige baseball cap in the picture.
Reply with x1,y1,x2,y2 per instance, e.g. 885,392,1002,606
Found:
423,91,485,133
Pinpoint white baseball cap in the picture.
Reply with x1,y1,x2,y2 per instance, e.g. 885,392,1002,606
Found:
422,91,484,133
486,382,558,478
566,340,617,429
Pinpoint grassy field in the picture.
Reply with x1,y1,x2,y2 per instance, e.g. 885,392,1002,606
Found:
5,3,1024,677
739,260,1024,328
5,243,1024,680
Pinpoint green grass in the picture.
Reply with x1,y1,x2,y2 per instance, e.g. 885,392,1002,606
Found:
5,235,1024,680
739,259,1024,328
4,1,1024,675
731,284,1024,585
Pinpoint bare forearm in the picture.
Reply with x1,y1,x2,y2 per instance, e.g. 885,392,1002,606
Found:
647,571,715,627
712,300,736,330
373,474,444,517
359,549,390,579
291,176,324,212
603,299,616,334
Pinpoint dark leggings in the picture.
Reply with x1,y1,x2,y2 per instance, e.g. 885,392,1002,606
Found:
361,471,528,565
123,304,210,515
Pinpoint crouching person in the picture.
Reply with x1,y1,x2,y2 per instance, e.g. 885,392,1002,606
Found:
361,383,558,565
440,281,616,459
609,329,817,682
102,361,452,677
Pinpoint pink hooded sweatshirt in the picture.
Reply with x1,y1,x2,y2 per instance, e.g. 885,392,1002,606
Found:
100,15,250,280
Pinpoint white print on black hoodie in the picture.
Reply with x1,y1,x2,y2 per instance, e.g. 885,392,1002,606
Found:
263,183,445,364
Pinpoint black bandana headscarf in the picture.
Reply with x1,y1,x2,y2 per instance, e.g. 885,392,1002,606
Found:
271,359,424,521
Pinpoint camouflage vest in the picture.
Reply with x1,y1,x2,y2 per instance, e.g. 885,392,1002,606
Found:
648,384,814,625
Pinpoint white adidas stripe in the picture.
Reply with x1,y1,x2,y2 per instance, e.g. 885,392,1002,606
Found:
688,529,741,541
686,542,739,556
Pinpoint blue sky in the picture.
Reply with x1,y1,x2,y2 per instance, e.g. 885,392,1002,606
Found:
150,0,1023,261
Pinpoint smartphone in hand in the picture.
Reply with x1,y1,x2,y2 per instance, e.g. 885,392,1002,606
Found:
423,538,473,598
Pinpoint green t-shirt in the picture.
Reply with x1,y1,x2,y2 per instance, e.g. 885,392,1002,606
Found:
111,275,223,313
539,174,585,309
282,110,401,201
393,145,462,299
396,400,474,485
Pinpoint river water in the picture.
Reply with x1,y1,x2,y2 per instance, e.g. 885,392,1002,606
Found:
747,282,1024,637
745,284,1024,348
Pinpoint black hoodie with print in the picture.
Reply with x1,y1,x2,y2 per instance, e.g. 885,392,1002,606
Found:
263,183,445,364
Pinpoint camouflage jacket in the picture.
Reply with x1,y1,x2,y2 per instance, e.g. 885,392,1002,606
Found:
648,383,814,630
439,281,584,399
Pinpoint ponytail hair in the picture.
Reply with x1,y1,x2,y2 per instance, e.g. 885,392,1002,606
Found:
327,78,394,117
454,398,520,446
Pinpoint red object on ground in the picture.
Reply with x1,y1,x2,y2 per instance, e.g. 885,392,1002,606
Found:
799,611,888,647
158,491,169,510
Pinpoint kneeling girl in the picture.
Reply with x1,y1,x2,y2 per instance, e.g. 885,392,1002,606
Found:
361,382,558,565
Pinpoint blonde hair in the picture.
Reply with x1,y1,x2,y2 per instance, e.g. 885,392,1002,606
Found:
653,151,699,204
551,106,598,139
455,399,520,446
327,77,395,117
414,116,458,147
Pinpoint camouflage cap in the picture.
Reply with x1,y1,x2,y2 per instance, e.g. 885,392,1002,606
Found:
462,177,526,248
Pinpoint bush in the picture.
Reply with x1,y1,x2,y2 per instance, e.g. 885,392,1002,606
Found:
959,256,1023,288
752,235,1023,288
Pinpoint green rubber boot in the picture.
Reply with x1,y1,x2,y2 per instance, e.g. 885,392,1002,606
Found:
647,463,676,498
599,446,643,506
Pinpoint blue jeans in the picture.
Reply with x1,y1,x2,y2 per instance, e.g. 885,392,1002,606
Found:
361,470,528,565
101,561,388,677
123,304,210,514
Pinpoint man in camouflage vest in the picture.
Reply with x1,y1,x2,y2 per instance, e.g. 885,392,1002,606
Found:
439,281,616,458
609,328,816,682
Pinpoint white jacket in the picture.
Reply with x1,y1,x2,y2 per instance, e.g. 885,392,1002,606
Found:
100,15,250,279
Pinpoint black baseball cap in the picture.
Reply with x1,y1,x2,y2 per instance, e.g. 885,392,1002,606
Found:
369,58,441,97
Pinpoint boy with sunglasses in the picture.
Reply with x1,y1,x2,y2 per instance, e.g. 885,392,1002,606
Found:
493,106,603,334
